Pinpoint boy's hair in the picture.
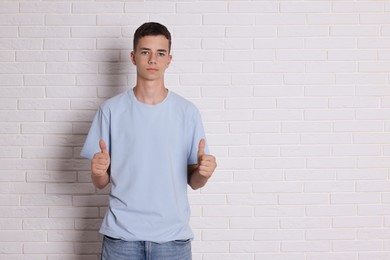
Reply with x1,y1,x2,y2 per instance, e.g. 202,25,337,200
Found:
133,22,172,53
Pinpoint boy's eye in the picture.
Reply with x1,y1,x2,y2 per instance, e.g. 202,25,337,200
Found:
141,51,149,55
158,52,166,57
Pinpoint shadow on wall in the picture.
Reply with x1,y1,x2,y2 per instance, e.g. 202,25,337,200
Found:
52,40,134,259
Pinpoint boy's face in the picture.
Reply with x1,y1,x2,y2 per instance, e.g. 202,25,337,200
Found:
131,35,172,82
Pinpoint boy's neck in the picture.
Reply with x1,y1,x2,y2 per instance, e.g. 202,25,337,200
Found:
133,83,168,105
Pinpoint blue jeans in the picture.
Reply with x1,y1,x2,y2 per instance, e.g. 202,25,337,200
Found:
101,236,192,260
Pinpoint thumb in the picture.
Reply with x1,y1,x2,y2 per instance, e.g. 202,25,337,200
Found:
99,139,108,154
198,138,205,158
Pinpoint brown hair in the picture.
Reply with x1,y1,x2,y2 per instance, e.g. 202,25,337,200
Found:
133,22,172,53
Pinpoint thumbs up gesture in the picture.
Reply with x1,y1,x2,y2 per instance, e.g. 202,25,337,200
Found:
197,139,217,179
92,139,111,177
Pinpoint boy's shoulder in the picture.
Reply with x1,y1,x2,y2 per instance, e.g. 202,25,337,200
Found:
99,90,130,111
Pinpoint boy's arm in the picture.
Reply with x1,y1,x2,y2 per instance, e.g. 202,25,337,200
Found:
91,140,111,189
187,139,217,190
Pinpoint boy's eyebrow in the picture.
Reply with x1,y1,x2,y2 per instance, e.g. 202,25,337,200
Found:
139,47,168,53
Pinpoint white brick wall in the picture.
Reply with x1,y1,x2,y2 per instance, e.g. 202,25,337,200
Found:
0,0,389,259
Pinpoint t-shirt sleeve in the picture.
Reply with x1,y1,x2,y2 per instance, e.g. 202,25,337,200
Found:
187,108,209,165
80,107,111,160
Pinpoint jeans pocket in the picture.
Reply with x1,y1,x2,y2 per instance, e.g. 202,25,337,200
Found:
104,235,121,242
173,239,191,245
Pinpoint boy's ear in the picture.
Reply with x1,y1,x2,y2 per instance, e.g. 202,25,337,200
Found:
130,51,136,65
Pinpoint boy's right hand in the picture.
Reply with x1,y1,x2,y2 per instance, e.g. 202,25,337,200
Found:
92,139,110,177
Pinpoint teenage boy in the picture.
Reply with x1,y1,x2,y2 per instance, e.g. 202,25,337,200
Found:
81,22,217,260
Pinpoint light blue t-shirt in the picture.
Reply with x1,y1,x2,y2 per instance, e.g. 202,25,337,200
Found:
80,88,208,243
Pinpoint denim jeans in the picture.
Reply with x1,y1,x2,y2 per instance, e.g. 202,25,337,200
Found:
101,236,192,260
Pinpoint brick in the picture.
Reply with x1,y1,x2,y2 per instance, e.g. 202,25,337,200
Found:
358,205,390,217
27,171,77,183
177,2,227,13
305,38,356,49
19,27,70,38
334,121,383,132
254,109,303,121
202,229,253,241
277,50,326,61
255,158,305,169
281,145,331,156
232,74,282,85
307,13,358,24
0,63,44,74
281,241,331,252
0,207,47,218
254,86,304,97
22,123,72,134
230,121,280,133
282,122,331,133
204,15,253,25
304,181,354,192
16,51,67,62
251,133,300,145
307,229,356,240
97,15,146,26
0,170,25,182
278,194,329,205
0,242,22,254
304,110,354,120
24,242,74,254
256,14,306,25
329,50,377,61
202,206,252,217
255,62,305,73
24,75,75,86
278,26,329,37
0,15,44,26
150,14,202,26
174,26,226,38
229,146,279,157
201,182,252,194
73,2,124,13
358,38,390,49
359,252,390,260
306,205,357,216
0,231,46,242
278,98,328,108
306,158,356,169
330,25,381,37
330,97,380,108
0,159,45,170
285,170,335,181
281,217,331,229
45,87,97,98
333,144,381,156
0,195,20,206
191,241,228,253
49,207,99,218
336,169,387,180
0,3,19,13
230,241,279,252
333,240,382,252
226,26,276,38
23,218,74,230
0,219,22,230
280,2,331,13
227,194,277,205
46,15,96,26
0,99,17,110
233,170,284,182
331,193,380,204
336,73,387,84
255,205,304,217
19,99,70,110
202,87,252,97
48,230,99,242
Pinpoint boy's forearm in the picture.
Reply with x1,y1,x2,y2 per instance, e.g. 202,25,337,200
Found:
188,167,209,190
92,172,110,189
